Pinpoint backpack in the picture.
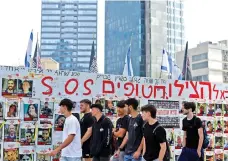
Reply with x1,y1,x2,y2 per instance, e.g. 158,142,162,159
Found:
153,125,171,161
101,117,115,155
193,116,209,149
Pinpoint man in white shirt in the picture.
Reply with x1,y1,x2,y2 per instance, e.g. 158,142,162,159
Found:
49,98,82,161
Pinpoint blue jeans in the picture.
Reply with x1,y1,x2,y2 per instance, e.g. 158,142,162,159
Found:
60,157,81,161
178,147,203,161
124,154,142,161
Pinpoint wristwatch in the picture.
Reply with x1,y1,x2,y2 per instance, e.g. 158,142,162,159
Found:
118,147,123,151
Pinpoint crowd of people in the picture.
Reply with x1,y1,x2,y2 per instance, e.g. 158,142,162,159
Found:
49,98,204,161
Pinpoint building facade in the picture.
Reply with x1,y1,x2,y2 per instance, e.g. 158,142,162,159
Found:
105,0,185,77
176,40,228,83
41,0,97,72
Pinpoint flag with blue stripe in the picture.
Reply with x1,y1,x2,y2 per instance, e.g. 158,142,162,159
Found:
161,49,170,72
24,31,33,67
123,43,133,76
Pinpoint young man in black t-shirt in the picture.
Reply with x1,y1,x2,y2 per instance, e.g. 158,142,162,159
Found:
141,104,167,161
80,99,94,161
112,100,129,161
179,102,204,161
90,104,113,161
117,98,143,161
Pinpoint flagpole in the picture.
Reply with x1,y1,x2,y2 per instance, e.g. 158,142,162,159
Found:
159,50,164,79
185,44,188,80
36,32,39,68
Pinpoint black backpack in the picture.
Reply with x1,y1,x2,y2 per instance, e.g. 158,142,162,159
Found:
101,117,115,155
193,116,209,149
153,125,171,161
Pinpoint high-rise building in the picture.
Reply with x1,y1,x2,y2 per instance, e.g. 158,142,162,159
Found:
105,0,185,77
41,0,97,72
176,40,228,83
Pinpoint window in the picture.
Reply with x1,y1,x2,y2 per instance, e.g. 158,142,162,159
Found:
78,33,96,38
61,22,77,26
61,28,77,32
42,10,61,14
193,75,208,81
78,4,97,9
42,16,60,20
42,4,60,9
41,45,57,50
192,61,208,70
41,39,59,44
42,27,60,32
77,63,89,68
78,57,90,62
192,53,208,62
42,33,60,38
63,4,75,9
78,10,97,15
78,16,96,21
42,21,60,26
78,22,96,27
78,51,91,56
78,40,96,44
78,45,91,50
62,10,77,14
78,27,96,32
62,16,77,21
40,51,53,55
61,33,75,38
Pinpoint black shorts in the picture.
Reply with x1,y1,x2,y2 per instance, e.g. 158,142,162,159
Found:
82,142,91,158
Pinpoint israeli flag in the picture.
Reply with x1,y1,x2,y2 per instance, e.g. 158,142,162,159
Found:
24,31,33,67
123,43,133,76
172,63,182,80
161,49,170,73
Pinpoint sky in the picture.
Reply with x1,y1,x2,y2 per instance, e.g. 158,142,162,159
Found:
0,0,227,73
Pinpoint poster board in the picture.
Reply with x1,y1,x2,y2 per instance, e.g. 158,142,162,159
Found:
0,66,228,160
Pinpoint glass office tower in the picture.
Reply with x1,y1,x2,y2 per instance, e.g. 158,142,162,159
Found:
105,0,185,77
41,0,97,71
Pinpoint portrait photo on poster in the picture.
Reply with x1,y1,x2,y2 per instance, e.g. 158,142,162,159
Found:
54,114,65,131
39,101,54,119
37,153,51,161
1,78,18,96
17,79,33,97
3,142,19,161
4,123,19,142
5,99,20,120
0,101,4,120
19,146,35,161
3,148,18,161
20,124,35,146
23,103,38,121
37,127,52,145
19,154,34,161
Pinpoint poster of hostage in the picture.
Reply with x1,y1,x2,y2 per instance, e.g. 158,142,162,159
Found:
148,100,180,128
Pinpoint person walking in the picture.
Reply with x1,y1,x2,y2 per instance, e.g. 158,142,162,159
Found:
141,104,169,161
80,99,95,161
49,98,82,161
90,104,113,161
116,98,144,161
112,100,129,161
178,102,204,161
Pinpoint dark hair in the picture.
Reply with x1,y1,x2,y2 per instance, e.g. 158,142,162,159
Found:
80,99,92,107
141,104,157,119
218,121,221,124
125,98,138,110
59,98,73,111
183,102,196,112
207,121,211,126
91,103,103,112
117,100,125,108
95,99,101,104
